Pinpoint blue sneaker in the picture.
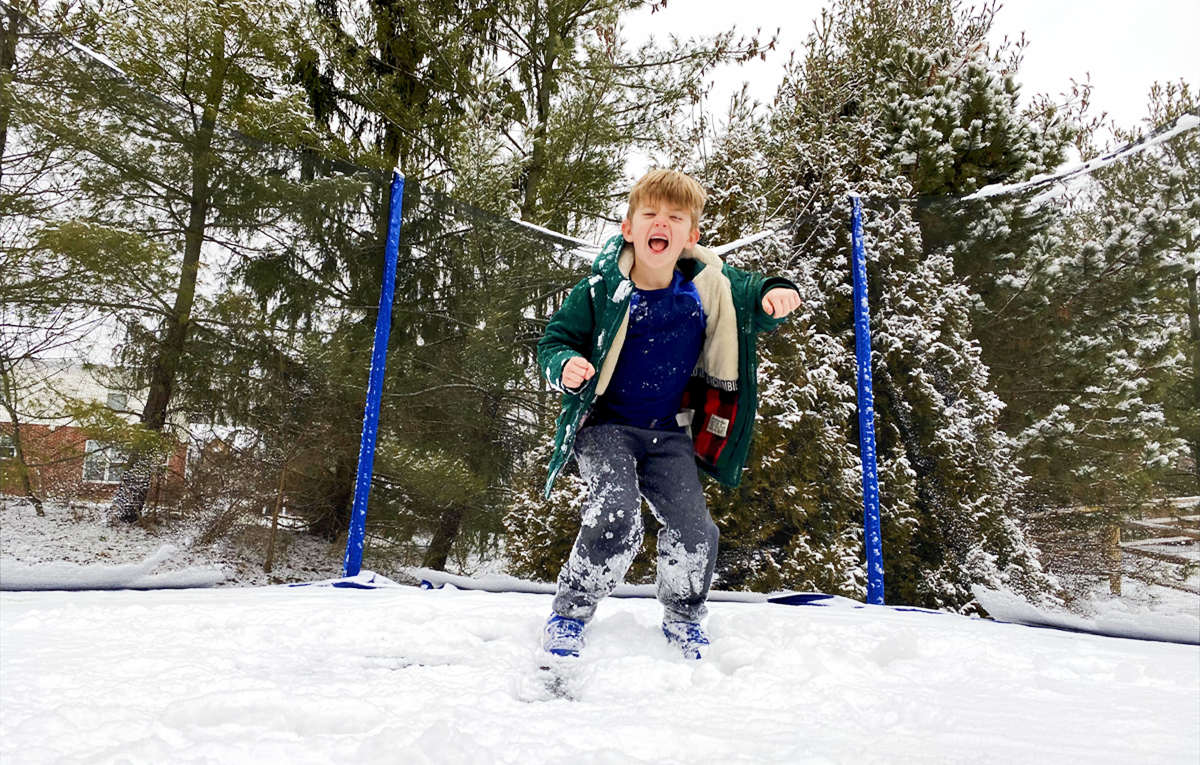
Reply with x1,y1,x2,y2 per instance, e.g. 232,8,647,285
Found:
542,614,586,658
662,620,710,659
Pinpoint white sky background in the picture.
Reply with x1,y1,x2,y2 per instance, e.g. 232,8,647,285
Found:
622,0,1199,175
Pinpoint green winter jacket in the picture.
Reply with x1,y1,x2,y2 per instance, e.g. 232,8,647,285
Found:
538,233,797,498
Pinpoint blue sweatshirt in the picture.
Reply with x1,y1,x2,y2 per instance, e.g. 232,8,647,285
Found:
590,269,706,430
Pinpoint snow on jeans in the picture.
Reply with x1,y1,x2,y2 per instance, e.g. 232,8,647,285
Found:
553,423,719,624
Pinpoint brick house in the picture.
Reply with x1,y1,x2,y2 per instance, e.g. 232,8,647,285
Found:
1,360,188,505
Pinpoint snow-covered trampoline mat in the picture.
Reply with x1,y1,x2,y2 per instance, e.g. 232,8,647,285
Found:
3,583,1197,763
305,568,1200,646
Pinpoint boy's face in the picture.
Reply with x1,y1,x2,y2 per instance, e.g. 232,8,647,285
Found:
621,198,700,272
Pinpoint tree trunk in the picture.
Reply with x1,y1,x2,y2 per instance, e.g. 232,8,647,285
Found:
422,505,466,571
0,1,19,189
264,462,287,573
1106,523,1122,596
2,414,43,516
111,30,227,523
1186,263,1200,489
519,4,561,223
0,365,43,515
12,435,42,516
311,452,355,540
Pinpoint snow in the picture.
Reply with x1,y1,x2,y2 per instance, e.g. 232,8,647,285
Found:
3,502,1199,762
507,217,601,258
408,567,788,603
710,229,776,256
0,544,224,590
3,580,1198,764
612,280,634,304
964,112,1200,201
0,501,342,588
974,586,1199,646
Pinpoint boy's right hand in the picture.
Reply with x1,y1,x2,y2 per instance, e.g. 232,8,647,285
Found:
562,356,596,391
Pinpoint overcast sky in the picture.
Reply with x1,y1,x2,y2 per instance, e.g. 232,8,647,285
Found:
624,0,1198,135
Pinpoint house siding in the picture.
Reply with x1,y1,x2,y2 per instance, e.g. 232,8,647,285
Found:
0,422,187,505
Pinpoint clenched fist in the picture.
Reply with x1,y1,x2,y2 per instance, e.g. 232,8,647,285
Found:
761,287,801,318
562,355,596,390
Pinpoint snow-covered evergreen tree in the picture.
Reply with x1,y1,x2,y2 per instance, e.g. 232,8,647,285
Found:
1010,84,1198,510
936,82,1198,513
696,0,1060,609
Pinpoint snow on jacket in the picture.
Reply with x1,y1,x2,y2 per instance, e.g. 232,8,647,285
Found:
538,233,797,498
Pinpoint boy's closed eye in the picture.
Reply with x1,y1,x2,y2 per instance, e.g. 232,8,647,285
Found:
640,211,684,222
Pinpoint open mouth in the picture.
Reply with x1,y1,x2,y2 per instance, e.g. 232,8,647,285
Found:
648,235,669,254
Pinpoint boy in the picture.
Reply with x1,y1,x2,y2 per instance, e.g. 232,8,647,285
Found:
537,169,801,660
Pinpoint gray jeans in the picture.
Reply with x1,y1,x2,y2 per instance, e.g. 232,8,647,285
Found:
552,423,719,623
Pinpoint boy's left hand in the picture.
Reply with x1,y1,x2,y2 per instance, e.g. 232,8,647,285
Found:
762,287,802,318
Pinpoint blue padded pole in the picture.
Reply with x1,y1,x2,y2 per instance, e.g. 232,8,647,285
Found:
849,194,885,605
343,172,405,577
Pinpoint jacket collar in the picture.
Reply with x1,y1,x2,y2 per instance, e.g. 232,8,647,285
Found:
593,233,723,291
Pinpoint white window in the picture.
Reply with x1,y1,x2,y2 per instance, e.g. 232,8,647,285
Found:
83,440,126,483
0,434,15,460
106,392,128,411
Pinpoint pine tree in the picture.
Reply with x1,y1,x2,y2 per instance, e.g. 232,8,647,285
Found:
691,0,1059,609
8,0,322,523
249,0,509,544
499,3,773,580
936,80,1197,520
1018,84,1197,520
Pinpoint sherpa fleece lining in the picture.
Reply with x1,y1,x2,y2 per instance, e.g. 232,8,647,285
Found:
594,243,740,397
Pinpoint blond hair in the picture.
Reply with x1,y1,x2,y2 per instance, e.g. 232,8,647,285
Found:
626,169,707,230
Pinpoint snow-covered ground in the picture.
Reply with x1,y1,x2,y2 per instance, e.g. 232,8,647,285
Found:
0,499,343,588
2,499,1198,763
2,581,1198,764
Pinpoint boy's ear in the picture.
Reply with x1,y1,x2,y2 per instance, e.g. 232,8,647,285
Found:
620,217,633,241
687,226,700,246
